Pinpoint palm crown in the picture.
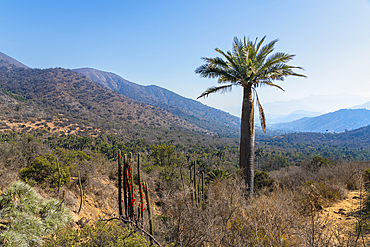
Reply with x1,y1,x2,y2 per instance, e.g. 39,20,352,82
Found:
196,36,306,132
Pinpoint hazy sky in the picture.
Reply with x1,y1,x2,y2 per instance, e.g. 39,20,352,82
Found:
1,0,370,116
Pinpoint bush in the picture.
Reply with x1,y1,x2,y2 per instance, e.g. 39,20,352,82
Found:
42,220,150,246
0,181,72,246
205,168,231,183
19,153,70,188
254,170,274,190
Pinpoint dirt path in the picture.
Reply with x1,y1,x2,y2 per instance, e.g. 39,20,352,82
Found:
323,190,370,245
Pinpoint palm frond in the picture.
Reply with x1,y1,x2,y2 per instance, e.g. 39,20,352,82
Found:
253,89,266,133
257,80,285,91
197,84,234,99
195,35,306,114
215,48,239,72
255,36,267,54
268,64,307,79
256,39,278,64
195,62,233,80
259,52,295,72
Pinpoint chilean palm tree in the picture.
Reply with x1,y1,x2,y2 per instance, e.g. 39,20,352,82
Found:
195,36,306,196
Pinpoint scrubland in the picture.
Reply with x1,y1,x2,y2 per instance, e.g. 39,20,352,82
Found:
1,133,370,246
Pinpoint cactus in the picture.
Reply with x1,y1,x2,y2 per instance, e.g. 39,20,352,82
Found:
137,153,144,223
193,161,197,206
126,153,134,220
123,154,128,218
201,171,205,203
190,166,193,203
118,150,123,217
117,152,155,241
57,161,62,196
198,176,201,205
189,161,206,207
78,171,84,214
143,181,154,244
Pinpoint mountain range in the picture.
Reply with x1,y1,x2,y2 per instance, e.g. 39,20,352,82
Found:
0,52,244,140
270,108,370,133
0,52,242,137
263,94,370,115
3,51,370,138
0,65,206,136
265,110,322,125
72,68,240,136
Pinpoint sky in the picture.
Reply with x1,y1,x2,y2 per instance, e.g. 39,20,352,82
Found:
1,0,370,117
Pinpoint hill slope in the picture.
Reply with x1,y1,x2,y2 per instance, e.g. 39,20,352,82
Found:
73,68,240,136
0,52,30,69
271,109,370,133
0,66,201,136
259,124,370,149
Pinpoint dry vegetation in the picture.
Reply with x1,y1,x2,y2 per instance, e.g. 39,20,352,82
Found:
1,132,370,246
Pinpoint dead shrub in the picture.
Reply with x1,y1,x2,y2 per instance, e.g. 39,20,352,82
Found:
158,176,304,246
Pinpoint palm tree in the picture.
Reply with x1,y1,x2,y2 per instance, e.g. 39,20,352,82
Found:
195,36,306,197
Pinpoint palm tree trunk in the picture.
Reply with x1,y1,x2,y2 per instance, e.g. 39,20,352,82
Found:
239,86,255,197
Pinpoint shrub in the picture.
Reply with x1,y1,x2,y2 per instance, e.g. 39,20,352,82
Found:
42,220,150,246
254,169,274,190
0,181,72,246
19,153,70,188
205,168,231,183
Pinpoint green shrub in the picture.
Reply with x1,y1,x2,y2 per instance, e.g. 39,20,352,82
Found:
0,181,72,246
42,220,150,246
254,170,274,190
19,149,91,188
206,168,231,183
20,153,70,187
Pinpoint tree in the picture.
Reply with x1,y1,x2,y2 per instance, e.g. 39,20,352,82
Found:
195,36,305,196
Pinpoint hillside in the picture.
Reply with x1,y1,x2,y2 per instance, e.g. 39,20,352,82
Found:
265,124,370,149
73,68,240,136
271,108,370,133
0,66,202,136
0,52,30,69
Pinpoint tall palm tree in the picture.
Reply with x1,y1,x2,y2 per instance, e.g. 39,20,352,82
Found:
195,36,306,196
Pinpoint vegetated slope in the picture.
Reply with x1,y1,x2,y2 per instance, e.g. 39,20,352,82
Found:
261,124,370,149
0,52,30,69
0,66,202,135
73,68,241,136
271,109,370,133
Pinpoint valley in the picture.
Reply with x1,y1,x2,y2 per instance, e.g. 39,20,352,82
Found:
1,52,370,246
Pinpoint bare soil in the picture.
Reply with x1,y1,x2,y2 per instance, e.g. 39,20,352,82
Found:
323,190,370,245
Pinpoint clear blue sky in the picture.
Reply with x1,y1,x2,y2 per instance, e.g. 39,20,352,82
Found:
1,0,370,116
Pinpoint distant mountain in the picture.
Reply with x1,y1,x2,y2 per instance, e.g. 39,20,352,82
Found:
73,68,241,136
266,110,322,125
270,109,370,133
0,52,30,69
349,101,370,110
263,94,369,115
